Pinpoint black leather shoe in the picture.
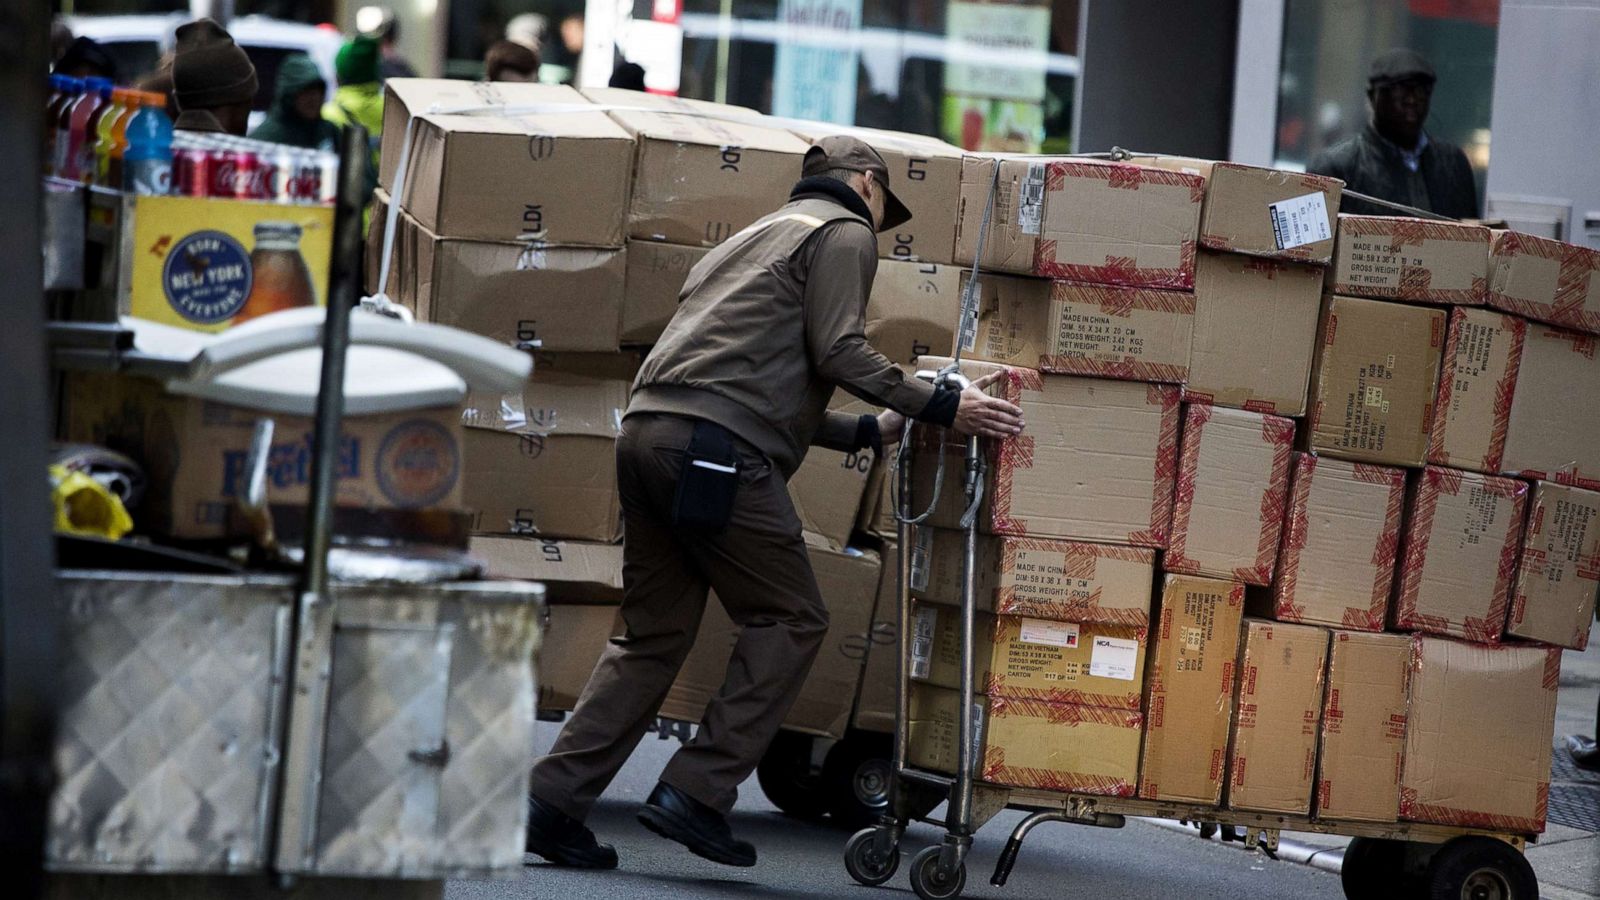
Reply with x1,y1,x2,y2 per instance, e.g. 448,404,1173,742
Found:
637,782,757,868
1567,734,1600,772
526,793,618,869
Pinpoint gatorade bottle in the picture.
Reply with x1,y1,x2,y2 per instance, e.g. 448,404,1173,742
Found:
123,91,174,195
44,74,68,175
60,76,112,182
50,77,84,177
103,91,141,189
84,87,128,185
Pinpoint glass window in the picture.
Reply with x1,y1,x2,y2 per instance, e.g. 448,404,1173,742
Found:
1276,0,1498,202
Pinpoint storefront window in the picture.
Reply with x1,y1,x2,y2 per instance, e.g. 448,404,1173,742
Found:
1276,0,1498,200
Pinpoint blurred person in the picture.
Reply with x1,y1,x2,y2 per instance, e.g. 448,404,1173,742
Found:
539,12,584,85
137,55,178,120
484,40,539,83
1307,48,1478,219
171,19,258,136
1566,610,1600,771
54,36,117,83
249,54,337,151
505,12,548,52
522,136,1024,871
323,37,384,161
51,19,74,69
363,8,417,81
608,61,645,91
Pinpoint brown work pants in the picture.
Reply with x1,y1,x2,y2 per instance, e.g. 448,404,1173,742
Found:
527,413,829,818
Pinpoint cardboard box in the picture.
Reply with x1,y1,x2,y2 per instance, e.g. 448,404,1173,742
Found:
907,685,1142,796
961,272,1194,383
61,373,462,541
621,240,706,345
858,464,897,540
909,603,1146,709
787,446,875,551
1269,454,1406,631
1330,215,1490,305
1400,636,1561,833
659,543,881,740
852,542,900,734
1308,295,1446,468
379,205,625,352
600,104,810,247
787,122,965,264
1488,229,1600,336
1225,619,1329,815
1394,466,1529,643
954,156,1204,289
1500,322,1600,489
120,194,332,333
1132,156,1343,264
910,357,1180,547
1139,574,1246,805
1315,631,1411,823
1186,250,1325,416
910,527,1156,625
1507,482,1600,650
1428,307,1527,474
378,80,632,246
535,604,623,712
462,365,627,542
1166,405,1295,586
578,87,768,124
865,260,963,365
469,536,625,604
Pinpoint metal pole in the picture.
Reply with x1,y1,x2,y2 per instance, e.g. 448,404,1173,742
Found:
950,434,981,839
0,2,60,895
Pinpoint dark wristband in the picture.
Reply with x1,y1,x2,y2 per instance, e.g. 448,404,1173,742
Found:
916,385,960,428
854,414,883,456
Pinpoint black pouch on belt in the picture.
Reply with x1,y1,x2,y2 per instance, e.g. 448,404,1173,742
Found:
672,420,742,531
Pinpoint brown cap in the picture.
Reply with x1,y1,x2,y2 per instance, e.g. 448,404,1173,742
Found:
803,135,912,232
173,18,258,110
1368,48,1435,87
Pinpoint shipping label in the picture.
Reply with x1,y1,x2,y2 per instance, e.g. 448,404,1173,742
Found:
1018,163,1046,235
910,526,934,592
1018,618,1079,648
1268,192,1332,251
1089,635,1139,681
910,606,938,680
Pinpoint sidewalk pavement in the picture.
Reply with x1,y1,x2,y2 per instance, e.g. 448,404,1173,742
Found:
1160,628,1600,899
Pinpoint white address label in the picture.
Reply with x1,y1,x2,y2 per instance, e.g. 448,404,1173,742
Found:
1268,191,1332,250
1089,635,1139,681
1018,618,1079,648
1018,163,1046,235
909,526,933,593
909,606,938,680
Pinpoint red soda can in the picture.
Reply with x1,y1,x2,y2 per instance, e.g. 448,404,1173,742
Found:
229,149,263,200
250,153,280,202
269,149,297,203
172,147,211,197
206,149,238,198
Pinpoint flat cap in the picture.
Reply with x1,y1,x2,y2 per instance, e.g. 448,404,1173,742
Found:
803,135,912,232
1368,48,1436,86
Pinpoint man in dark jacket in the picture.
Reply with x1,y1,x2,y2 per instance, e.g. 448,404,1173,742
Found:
524,137,1024,870
171,18,258,136
248,54,336,150
1307,48,1478,219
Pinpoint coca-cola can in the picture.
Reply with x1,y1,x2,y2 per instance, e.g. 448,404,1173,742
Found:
316,153,338,205
269,149,298,203
229,150,264,200
205,149,238,198
172,147,211,197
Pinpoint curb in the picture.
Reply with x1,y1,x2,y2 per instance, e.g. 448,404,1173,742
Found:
1144,818,1345,875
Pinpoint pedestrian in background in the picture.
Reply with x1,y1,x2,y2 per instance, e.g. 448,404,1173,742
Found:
523,136,1024,871
170,18,258,136
323,37,384,168
1308,48,1478,218
484,40,539,83
54,36,118,83
249,53,337,151
365,8,417,81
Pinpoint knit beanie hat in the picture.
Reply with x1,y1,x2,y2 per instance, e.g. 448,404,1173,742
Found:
172,18,258,109
335,37,381,86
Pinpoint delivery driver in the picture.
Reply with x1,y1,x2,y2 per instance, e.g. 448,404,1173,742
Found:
524,136,1025,869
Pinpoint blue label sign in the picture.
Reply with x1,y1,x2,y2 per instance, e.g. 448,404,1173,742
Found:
162,230,253,324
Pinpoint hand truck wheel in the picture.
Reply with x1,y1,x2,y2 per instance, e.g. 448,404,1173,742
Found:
1341,837,1418,899
1425,836,1537,900
909,845,967,900
843,827,900,887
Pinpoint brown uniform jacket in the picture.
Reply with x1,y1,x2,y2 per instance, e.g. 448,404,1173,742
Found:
630,181,957,478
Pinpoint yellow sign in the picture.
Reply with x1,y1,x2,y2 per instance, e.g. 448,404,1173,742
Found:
126,195,333,333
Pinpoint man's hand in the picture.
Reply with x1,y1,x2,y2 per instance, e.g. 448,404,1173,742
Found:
951,371,1025,439
877,409,907,446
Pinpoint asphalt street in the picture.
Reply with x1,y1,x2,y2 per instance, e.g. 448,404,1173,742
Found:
445,725,1345,900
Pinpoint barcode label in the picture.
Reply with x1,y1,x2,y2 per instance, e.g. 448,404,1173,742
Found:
1018,163,1046,235
909,527,933,593
909,606,938,679
1089,635,1139,681
1268,191,1331,250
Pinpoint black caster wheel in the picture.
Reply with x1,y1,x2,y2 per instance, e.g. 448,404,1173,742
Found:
909,845,967,900
756,729,827,820
843,827,900,887
1198,822,1219,840
1426,836,1537,900
822,731,944,829
1342,837,1419,899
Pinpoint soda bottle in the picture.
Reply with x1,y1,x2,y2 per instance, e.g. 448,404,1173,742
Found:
60,76,112,182
51,77,85,178
102,91,141,188
86,88,130,185
123,92,174,196
44,74,69,176
234,221,316,324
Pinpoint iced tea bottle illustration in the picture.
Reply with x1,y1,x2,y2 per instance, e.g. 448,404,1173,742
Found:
234,221,316,324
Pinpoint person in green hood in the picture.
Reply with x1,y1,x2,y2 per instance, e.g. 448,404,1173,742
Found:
249,53,337,151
